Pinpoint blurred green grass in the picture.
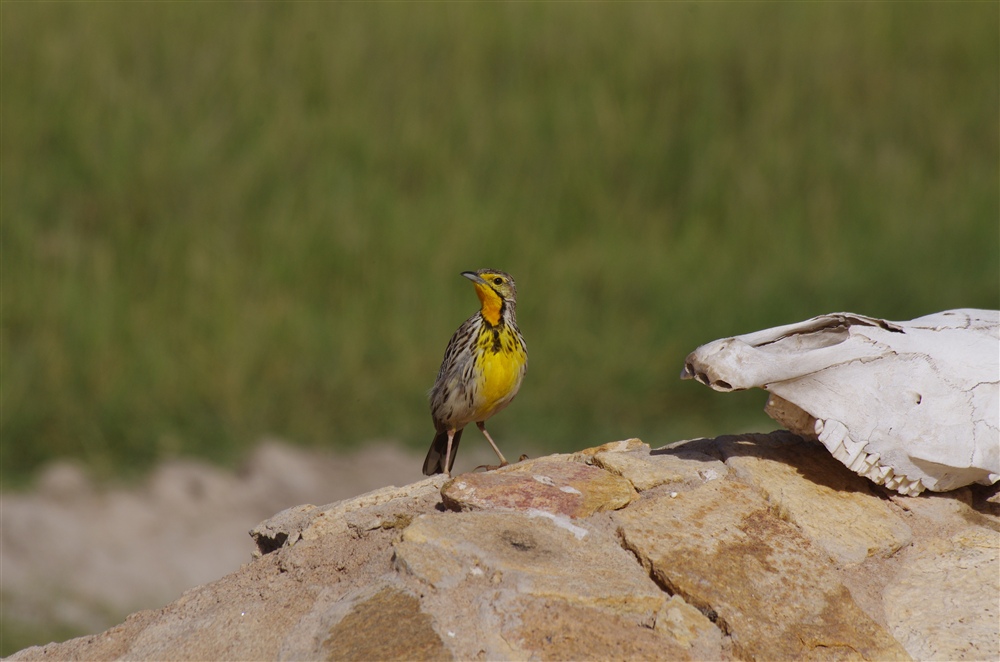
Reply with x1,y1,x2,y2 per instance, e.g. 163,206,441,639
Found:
2,2,998,487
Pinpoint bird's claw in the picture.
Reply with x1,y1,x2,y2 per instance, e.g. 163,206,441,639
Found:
473,461,508,472
474,455,529,472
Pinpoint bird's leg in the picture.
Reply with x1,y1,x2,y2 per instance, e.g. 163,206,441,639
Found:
476,421,508,468
443,429,457,477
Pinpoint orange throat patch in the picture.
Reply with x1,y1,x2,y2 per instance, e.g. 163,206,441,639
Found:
475,284,504,326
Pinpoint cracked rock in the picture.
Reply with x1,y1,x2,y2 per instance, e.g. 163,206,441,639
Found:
711,433,913,564
10,435,997,661
613,478,911,660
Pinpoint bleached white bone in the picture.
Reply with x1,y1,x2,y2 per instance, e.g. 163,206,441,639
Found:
681,309,1000,495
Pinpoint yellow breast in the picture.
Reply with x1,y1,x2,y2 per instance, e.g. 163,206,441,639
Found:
472,332,527,420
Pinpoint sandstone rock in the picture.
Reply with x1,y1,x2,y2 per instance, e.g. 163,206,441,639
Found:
395,510,665,614
593,443,728,491
614,478,911,660
249,503,318,555
1,440,429,642
10,434,998,661
712,432,913,564
440,457,636,518
289,476,444,543
884,527,1000,661
575,437,649,456
323,587,449,661
510,597,697,661
655,595,725,659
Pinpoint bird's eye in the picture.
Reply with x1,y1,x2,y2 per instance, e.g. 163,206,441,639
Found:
493,277,503,285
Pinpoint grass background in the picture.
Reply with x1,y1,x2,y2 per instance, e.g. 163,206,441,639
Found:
3,1,998,489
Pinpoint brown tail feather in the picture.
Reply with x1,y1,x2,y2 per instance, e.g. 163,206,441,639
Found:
422,428,463,475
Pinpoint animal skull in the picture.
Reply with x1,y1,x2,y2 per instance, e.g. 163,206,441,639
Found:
681,309,1000,496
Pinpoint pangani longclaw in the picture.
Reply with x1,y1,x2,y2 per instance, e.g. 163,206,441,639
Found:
423,269,528,476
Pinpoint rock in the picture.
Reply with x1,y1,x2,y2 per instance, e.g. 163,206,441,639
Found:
712,432,913,564
9,434,999,661
614,478,911,661
440,457,636,518
594,443,728,491
575,437,649,456
510,598,695,661
655,595,725,659
291,476,445,543
395,511,665,614
884,527,1000,661
1,441,428,642
324,587,449,661
248,504,318,556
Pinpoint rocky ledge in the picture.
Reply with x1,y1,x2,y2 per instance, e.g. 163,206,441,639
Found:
11,432,999,661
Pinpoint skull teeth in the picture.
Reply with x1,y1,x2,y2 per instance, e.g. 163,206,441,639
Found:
821,424,924,496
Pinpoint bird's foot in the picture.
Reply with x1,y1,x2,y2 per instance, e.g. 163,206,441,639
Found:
474,455,529,472
473,460,509,472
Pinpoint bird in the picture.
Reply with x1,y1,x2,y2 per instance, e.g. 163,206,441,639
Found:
423,269,528,476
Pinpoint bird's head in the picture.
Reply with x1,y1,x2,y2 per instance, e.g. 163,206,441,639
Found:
463,269,518,324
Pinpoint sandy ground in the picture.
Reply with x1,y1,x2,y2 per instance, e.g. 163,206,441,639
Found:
1,440,496,649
